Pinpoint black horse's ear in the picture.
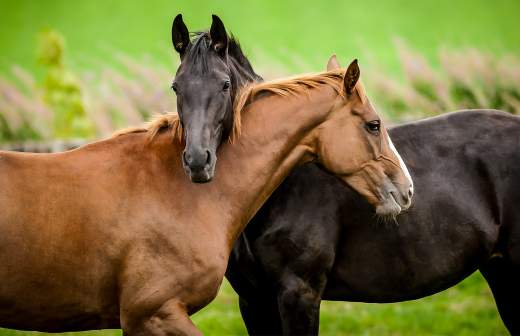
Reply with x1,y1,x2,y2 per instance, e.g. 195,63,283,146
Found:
210,14,228,56
344,59,360,95
172,14,190,56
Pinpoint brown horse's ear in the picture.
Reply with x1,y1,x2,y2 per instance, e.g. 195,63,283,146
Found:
210,14,228,56
344,59,360,95
172,14,190,56
326,54,341,71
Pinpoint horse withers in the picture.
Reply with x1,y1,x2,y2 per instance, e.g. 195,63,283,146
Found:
0,62,411,334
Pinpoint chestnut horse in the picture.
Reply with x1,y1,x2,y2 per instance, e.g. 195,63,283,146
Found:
0,65,412,334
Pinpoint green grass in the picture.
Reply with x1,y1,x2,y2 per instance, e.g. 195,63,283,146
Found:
1,0,519,77
318,272,506,336
0,272,507,335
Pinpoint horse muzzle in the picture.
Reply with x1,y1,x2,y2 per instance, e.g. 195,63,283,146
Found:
375,180,413,217
182,148,216,183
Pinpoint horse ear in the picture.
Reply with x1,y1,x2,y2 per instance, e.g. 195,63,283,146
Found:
344,59,360,95
326,54,341,71
172,14,190,56
210,14,228,56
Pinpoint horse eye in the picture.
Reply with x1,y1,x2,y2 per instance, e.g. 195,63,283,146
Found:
222,80,231,91
171,82,178,93
366,120,381,134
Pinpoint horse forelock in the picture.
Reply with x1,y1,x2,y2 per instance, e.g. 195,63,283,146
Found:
184,32,211,74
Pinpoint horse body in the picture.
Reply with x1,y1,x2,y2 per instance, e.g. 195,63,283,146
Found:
228,110,520,335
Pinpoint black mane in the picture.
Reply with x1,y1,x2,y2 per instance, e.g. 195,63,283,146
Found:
185,31,261,82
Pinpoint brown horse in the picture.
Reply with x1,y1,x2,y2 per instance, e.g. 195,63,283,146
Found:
0,62,412,334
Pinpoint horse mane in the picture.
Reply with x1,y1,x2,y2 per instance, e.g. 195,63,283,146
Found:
112,113,183,142
113,69,346,142
232,69,345,139
183,32,260,80
227,34,262,82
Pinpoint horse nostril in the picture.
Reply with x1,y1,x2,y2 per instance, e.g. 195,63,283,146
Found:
205,150,211,166
183,151,190,166
408,188,413,199
389,190,398,202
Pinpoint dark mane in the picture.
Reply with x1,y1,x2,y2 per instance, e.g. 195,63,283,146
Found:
227,35,260,80
185,31,261,82
183,32,211,73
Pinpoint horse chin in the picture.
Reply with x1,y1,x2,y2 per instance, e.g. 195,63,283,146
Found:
187,169,213,183
375,193,402,217
189,172,212,183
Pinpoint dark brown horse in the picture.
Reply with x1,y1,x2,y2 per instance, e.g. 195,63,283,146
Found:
0,66,412,334
226,59,520,336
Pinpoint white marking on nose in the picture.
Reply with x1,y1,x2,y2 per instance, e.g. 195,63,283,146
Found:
387,134,413,192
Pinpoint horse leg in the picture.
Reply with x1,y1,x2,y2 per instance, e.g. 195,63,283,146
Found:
122,299,202,336
277,275,323,336
239,295,283,335
480,257,520,335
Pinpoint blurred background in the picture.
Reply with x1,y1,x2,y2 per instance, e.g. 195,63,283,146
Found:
0,0,518,334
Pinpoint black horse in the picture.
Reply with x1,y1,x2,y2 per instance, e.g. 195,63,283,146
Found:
226,109,520,335
170,14,261,183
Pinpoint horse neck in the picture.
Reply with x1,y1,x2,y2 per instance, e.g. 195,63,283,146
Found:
207,85,339,250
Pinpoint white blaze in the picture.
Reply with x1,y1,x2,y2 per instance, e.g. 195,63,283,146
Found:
387,133,414,192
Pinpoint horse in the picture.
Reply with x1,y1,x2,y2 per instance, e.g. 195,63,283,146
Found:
171,14,262,183
0,63,412,334
226,61,520,336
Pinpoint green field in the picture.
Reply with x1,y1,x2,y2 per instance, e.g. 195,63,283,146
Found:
0,1,517,334
1,0,520,77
